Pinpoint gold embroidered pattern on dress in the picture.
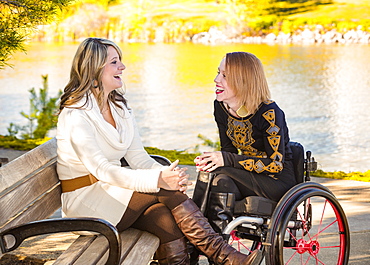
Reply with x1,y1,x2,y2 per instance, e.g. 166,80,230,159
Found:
268,135,283,161
239,159,254,171
263,109,280,136
227,118,254,152
237,107,284,174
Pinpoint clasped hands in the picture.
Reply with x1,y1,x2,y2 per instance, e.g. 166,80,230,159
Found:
159,160,191,193
194,151,224,172
159,152,224,192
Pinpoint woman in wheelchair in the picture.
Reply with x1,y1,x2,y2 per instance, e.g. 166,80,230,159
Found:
193,52,296,245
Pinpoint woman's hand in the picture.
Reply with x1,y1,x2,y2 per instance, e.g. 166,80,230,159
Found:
158,160,192,193
194,151,224,172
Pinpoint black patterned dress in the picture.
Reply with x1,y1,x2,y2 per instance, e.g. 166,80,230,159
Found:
212,99,296,202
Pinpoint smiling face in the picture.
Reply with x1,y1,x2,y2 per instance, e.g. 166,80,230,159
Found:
214,58,238,106
101,46,126,95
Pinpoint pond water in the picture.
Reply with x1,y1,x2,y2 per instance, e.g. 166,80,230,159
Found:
1,42,369,172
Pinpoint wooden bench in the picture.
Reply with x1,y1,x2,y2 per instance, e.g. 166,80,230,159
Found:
0,138,160,265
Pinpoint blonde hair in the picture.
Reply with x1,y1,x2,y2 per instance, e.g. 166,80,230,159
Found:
225,52,271,115
59,37,127,112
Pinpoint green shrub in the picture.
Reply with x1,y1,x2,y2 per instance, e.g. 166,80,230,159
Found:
8,75,61,140
0,135,51,150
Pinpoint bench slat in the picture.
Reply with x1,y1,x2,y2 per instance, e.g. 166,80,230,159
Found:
73,235,109,264
0,138,57,191
53,236,97,265
0,161,59,229
121,230,159,265
118,228,143,261
0,185,61,231
54,228,159,265
96,228,144,265
99,229,160,265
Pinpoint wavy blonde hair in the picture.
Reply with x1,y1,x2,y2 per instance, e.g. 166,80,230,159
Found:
59,38,127,112
225,52,271,115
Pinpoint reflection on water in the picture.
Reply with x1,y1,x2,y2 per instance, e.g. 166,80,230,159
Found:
1,42,370,172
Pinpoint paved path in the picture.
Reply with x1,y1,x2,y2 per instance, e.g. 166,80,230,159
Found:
1,150,370,264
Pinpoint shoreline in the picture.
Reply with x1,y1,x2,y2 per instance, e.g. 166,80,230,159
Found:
191,26,370,45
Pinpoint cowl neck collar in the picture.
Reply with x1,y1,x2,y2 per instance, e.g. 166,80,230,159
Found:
74,94,135,150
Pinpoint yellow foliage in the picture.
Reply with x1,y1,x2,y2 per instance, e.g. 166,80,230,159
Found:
312,169,370,182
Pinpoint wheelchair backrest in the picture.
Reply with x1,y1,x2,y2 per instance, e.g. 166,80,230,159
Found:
289,141,305,184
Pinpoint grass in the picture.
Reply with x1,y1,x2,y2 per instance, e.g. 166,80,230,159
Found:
0,135,199,165
312,169,370,183
144,146,200,165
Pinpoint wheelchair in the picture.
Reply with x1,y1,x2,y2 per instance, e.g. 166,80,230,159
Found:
194,142,350,265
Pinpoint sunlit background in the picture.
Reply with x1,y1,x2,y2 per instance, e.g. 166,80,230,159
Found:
1,0,370,173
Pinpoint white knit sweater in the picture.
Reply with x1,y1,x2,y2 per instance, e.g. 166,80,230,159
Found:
56,95,163,225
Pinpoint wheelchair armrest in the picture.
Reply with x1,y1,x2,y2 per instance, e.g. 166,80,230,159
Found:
0,217,121,265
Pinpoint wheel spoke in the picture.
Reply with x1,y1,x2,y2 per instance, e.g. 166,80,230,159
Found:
284,250,298,264
310,254,325,265
320,245,341,249
286,227,298,242
310,219,338,239
316,199,328,239
297,206,313,240
238,241,253,252
303,253,311,265
227,230,257,254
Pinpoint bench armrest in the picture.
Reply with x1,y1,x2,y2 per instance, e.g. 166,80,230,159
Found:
0,217,121,265
121,154,171,167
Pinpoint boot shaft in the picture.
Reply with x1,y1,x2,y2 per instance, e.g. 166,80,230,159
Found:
171,199,262,265
154,237,190,265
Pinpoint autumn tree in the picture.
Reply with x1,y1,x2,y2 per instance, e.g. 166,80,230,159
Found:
0,0,74,69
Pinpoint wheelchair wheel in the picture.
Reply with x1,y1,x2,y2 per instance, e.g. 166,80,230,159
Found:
265,186,350,265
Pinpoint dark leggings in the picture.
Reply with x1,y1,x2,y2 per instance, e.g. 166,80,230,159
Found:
116,189,188,244
211,161,296,202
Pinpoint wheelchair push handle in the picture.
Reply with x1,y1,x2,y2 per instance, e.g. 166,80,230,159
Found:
305,150,318,182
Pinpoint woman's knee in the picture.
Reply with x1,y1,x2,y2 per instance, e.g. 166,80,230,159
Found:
211,174,238,192
157,189,188,210
134,203,183,243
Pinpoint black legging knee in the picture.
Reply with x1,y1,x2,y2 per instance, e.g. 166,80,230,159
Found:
211,173,257,201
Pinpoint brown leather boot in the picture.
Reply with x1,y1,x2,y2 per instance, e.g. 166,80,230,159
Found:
154,237,190,265
172,199,263,265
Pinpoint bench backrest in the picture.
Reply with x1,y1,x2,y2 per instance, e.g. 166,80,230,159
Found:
0,138,61,233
